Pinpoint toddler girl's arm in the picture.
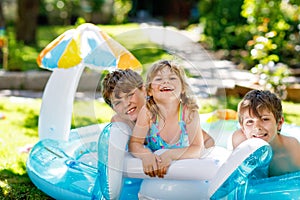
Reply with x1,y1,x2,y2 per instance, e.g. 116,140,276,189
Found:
129,106,159,177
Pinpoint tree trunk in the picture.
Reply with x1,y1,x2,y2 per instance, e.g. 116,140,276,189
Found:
0,1,7,70
0,1,5,27
16,0,39,45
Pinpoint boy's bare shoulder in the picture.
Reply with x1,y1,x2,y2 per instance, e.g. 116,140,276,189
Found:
232,129,245,139
233,129,243,135
281,134,300,146
232,129,247,149
281,135,300,161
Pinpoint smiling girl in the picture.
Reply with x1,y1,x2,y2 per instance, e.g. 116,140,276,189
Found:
129,60,205,178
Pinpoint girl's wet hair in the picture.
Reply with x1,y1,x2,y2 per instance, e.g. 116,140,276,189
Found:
145,60,198,122
238,90,283,124
102,69,143,108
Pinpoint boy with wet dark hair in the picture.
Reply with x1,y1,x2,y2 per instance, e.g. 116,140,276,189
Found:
232,90,300,176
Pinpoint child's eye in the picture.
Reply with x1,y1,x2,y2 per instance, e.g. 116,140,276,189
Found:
170,76,177,80
128,92,134,97
154,78,162,82
245,120,254,125
112,101,120,107
262,118,270,121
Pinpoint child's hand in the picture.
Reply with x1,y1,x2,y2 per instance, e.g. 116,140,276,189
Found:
141,154,160,177
156,154,172,178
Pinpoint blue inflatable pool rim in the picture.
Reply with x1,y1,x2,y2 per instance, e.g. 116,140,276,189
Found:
210,144,273,199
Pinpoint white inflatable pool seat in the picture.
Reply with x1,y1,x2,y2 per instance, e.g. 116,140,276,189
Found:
124,146,231,181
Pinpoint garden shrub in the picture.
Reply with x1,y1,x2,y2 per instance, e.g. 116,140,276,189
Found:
199,0,300,98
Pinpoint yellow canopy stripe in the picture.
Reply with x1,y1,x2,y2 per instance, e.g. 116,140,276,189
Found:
57,33,82,68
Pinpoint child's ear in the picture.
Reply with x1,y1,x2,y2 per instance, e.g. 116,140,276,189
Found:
277,116,284,131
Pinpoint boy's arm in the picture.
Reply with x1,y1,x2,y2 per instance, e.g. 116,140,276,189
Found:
202,129,215,148
111,114,134,129
232,129,247,149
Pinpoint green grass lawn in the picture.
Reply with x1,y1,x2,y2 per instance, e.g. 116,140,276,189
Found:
0,96,299,199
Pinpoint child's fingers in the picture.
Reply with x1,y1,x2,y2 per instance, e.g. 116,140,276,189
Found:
155,154,162,162
144,166,156,177
157,167,168,178
143,155,159,177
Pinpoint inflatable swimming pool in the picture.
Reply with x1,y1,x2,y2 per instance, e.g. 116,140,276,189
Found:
27,120,300,199
27,73,300,199
26,66,300,199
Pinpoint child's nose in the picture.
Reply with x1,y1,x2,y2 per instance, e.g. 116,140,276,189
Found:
162,78,169,84
124,97,131,106
254,121,263,130
253,127,262,133
126,95,134,106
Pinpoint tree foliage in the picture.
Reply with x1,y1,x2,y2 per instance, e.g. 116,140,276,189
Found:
200,0,300,68
199,0,249,49
242,0,300,68
242,0,299,98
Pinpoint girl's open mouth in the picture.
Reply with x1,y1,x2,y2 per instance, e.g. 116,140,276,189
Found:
160,87,173,92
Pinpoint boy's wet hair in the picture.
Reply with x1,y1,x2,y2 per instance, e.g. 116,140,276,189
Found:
101,69,143,108
238,90,283,124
